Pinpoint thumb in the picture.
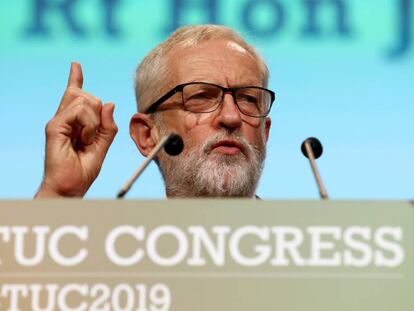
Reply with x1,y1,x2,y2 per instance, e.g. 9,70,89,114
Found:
99,102,118,141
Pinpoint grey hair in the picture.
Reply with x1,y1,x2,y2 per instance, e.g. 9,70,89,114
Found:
134,24,269,113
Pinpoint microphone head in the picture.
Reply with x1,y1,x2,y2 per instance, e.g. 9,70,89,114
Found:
164,133,184,156
301,137,323,159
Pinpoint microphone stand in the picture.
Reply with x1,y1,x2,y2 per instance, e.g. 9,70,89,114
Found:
117,134,177,199
302,137,329,200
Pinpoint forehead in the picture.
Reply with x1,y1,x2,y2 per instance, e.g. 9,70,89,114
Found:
165,39,262,87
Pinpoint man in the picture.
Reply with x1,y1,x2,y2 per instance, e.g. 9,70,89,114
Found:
35,25,275,198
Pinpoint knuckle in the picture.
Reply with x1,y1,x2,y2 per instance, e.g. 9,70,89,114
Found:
111,123,119,134
103,123,118,137
88,112,101,128
65,86,79,96
74,100,88,112
78,94,102,109
45,119,58,136
92,119,101,131
91,97,103,110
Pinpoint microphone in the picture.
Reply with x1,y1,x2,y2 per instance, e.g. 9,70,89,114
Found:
117,133,184,198
301,137,329,200
164,133,184,156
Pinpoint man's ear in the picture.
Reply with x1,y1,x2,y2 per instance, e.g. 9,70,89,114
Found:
264,117,271,142
130,113,159,157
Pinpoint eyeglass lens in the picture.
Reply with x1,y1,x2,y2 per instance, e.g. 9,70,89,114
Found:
182,83,270,117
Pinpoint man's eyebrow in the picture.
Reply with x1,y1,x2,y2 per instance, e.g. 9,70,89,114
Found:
180,80,263,88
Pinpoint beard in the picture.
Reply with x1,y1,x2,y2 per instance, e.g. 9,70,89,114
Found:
156,126,266,198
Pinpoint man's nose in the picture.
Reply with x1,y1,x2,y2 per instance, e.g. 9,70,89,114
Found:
215,93,243,129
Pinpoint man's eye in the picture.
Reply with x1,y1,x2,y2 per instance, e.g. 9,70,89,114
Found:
238,94,258,104
187,92,215,101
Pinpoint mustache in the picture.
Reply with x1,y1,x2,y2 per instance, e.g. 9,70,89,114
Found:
200,131,252,157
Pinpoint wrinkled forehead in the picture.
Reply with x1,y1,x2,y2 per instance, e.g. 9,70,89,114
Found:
170,39,257,63
164,39,262,85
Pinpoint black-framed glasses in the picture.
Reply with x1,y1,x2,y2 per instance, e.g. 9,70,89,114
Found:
146,82,275,118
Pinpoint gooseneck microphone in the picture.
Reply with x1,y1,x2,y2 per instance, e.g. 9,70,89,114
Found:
164,134,184,156
117,133,184,198
301,137,329,200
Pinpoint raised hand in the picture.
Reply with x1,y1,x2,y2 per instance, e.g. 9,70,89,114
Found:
35,62,118,198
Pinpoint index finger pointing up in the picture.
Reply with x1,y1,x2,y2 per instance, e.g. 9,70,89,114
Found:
67,62,84,89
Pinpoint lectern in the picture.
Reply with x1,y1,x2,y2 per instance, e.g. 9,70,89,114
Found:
0,200,412,310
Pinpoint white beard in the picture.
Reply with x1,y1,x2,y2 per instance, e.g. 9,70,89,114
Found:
157,129,266,197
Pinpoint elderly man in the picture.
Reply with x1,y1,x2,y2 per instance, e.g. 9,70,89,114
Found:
35,25,275,198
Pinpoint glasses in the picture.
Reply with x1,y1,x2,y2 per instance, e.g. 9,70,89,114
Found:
146,82,275,118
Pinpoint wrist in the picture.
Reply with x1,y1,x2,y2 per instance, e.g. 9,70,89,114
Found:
34,181,85,199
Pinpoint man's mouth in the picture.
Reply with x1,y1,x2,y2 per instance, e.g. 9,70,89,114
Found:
210,140,245,155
